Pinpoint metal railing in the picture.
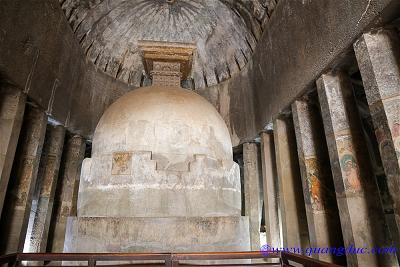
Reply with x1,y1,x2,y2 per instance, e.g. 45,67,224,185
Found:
0,251,343,267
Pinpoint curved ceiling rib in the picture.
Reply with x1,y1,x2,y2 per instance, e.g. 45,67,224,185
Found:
59,0,279,88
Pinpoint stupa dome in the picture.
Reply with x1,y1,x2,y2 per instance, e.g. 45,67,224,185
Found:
76,41,241,218
65,42,248,254
77,84,241,218
92,85,233,161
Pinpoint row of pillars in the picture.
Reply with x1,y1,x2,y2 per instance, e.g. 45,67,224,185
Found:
242,28,400,267
0,87,87,255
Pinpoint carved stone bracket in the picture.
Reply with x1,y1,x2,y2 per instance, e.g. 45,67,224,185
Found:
138,40,196,87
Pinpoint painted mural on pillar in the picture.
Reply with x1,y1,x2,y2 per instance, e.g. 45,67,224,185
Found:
375,121,400,166
305,158,326,211
338,138,362,194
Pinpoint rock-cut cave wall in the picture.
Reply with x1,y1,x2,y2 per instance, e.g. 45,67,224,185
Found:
1,0,399,145
0,0,262,145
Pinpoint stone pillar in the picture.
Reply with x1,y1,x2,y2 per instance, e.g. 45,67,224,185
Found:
317,71,397,267
273,117,309,248
0,106,47,254
292,98,344,264
25,125,65,253
243,142,262,250
50,135,85,252
354,28,400,248
0,86,26,218
259,132,281,248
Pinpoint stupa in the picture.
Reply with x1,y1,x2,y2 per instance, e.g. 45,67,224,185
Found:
63,41,250,253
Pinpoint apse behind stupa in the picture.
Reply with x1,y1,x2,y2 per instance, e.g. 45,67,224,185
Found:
63,41,250,253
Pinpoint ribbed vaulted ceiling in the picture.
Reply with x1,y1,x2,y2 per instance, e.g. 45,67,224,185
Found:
59,0,278,88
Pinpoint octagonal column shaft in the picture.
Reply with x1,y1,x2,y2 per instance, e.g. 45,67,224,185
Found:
273,117,309,249
243,142,262,250
354,28,400,248
0,106,47,254
0,86,26,218
292,98,344,264
260,132,281,248
49,135,85,252
317,71,397,267
25,125,65,253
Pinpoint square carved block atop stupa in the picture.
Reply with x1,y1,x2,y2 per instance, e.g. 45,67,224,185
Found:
138,41,196,87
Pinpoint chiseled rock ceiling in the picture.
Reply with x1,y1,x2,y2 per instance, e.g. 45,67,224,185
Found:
59,0,278,89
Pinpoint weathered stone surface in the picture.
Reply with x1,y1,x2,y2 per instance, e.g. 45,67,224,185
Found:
250,0,400,130
243,142,262,250
317,71,397,267
0,0,132,139
64,216,250,254
0,106,47,254
260,132,280,248
92,87,233,160
25,125,65,253
0,85,26,218
273,117,309,248
1,0,399,147
196,67,257,146
79,152,241,217
1,0,399,260
66,56,249,254
49,135,85,252
78,86,242,218
139,41,196,88
0,0,258,145
354,28,400,250
292,98,343,264
58,0,277,88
